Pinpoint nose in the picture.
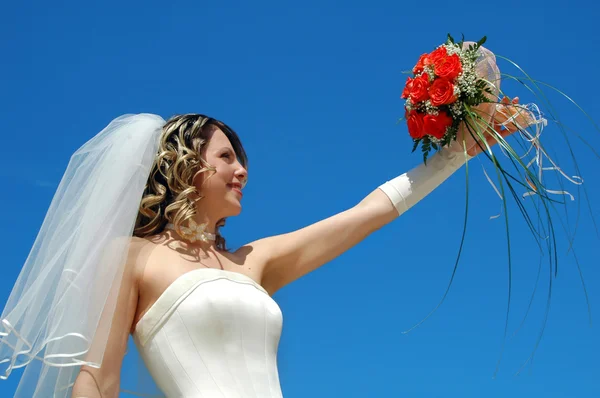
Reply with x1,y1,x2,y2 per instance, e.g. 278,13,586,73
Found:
235,163,248,188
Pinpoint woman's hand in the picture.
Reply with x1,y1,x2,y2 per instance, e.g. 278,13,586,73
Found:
494,96,537,134
450,97,536,157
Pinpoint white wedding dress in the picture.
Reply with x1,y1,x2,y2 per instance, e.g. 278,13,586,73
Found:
133,268,284,398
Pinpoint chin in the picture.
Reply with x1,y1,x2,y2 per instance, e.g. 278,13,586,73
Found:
231,205,243,216
224,201,243,217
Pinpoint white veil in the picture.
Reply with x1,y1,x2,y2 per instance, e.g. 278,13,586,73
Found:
0,114,165,397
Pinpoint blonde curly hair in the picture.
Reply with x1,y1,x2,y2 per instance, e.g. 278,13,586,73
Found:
133,113,248,250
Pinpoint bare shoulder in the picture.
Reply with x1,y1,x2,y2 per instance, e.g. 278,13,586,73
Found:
232,239,272,266
127,235,155,255
233,240,265,258
233,238,276,288
125,236,159,277
100,236,158,287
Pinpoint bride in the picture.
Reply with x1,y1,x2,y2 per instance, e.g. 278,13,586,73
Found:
0,104,519,397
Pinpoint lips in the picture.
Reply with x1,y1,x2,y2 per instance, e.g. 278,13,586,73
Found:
228,183,243,197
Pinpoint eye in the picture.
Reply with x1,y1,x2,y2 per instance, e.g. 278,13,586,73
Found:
221,152,232,159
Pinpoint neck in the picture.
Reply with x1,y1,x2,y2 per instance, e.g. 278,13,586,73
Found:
190,214,219,236
192,201,225,237
166,211,222,248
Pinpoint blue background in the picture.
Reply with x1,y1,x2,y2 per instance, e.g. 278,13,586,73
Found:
1,1,599,397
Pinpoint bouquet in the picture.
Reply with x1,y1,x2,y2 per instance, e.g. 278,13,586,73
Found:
400,35,595,375
402,35,542,162
402,36,489,158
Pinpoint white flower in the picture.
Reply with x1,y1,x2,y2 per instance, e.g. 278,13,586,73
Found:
180,219,211,243
444,42,462,56
423,100,439,115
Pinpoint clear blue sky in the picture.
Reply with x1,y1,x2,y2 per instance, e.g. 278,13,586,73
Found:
1,1,599,397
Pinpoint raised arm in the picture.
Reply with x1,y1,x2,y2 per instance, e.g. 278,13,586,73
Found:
71,239,143,398
256,147,468,294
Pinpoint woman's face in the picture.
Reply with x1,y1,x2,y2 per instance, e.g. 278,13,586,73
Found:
193,126,247,219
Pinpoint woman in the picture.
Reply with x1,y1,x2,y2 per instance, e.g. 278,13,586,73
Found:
0,103,520,397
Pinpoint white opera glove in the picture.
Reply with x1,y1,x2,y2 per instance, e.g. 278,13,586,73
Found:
378,147,471,216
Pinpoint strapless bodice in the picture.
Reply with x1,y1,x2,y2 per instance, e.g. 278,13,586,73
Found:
133,268,283,398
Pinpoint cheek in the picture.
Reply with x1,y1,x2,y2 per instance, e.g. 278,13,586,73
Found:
193,168,210,187
193,168,218,192
198,166,231,192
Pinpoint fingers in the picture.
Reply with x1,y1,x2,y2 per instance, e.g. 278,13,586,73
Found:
500,96,519,105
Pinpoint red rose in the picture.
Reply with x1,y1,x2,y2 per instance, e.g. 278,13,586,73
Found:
409,74,430,103
424,111,453,139
401,77,413,99
434,53,462,80
413,53,429,74
429,78,457,106
406,110,426,139
426,46,447,67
